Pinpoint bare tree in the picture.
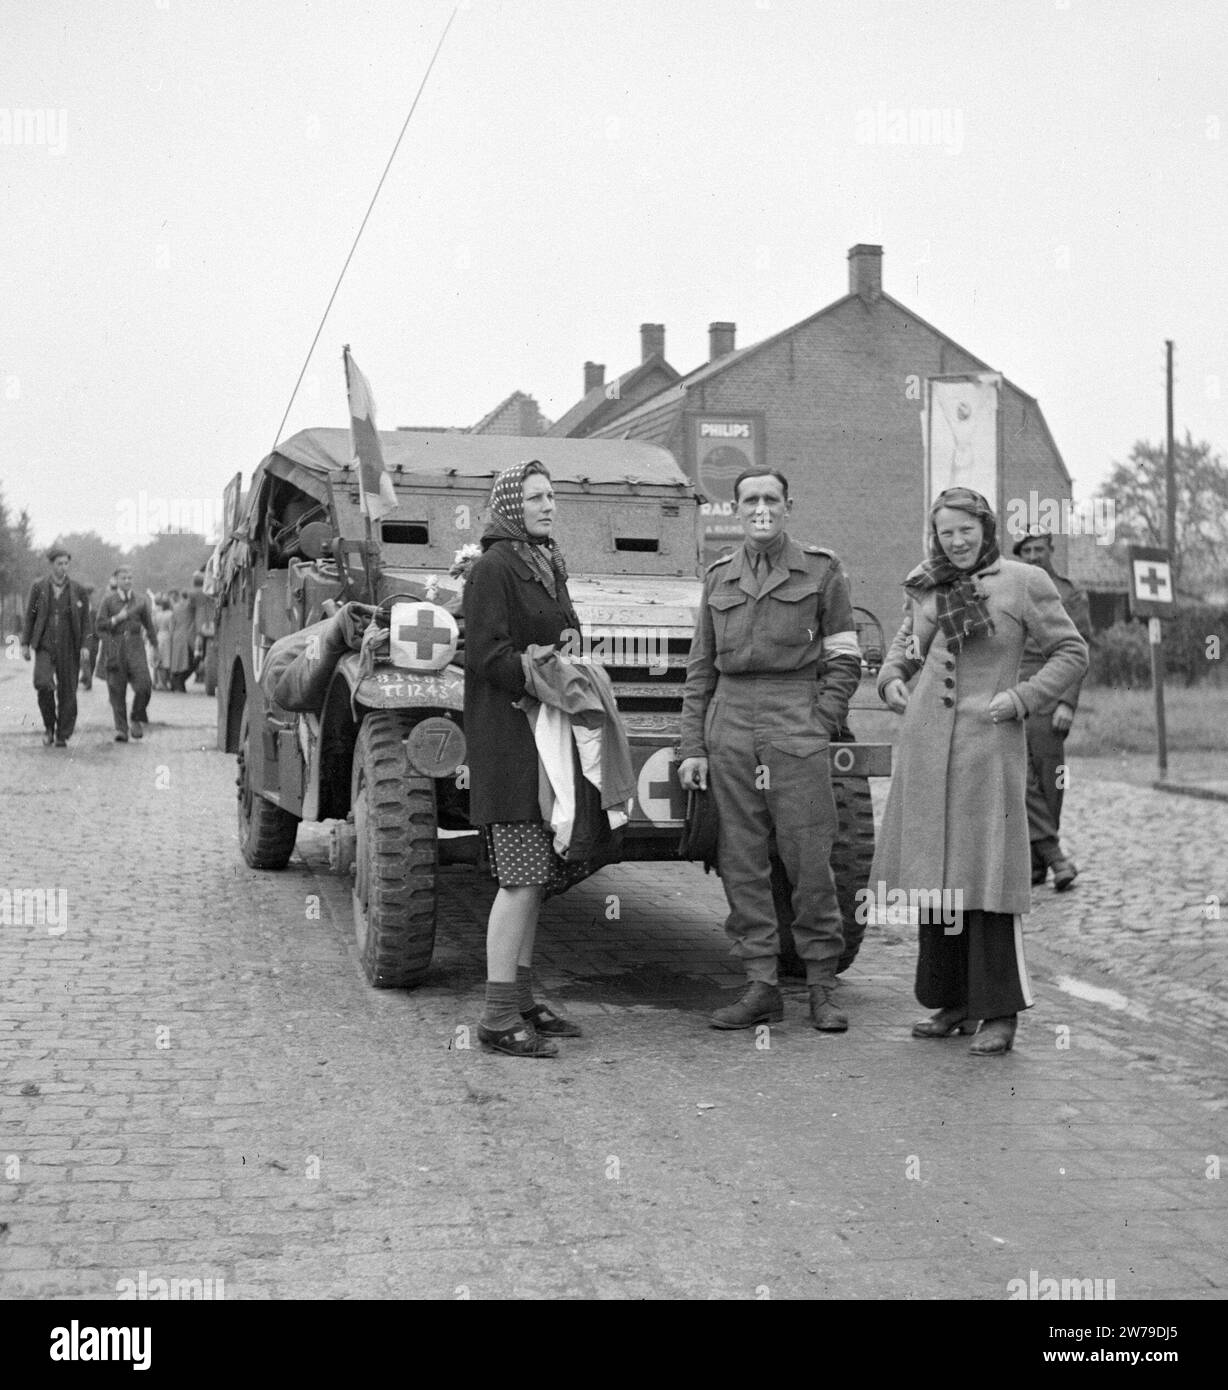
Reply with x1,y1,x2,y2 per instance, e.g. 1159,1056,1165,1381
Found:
1095,433,1228,599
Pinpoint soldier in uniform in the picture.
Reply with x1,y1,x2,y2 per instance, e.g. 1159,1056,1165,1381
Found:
96,563,158,742
678,469,862,1031
1013,528,1092,890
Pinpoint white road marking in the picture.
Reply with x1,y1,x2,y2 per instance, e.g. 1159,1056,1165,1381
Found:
1053,974,1141,1015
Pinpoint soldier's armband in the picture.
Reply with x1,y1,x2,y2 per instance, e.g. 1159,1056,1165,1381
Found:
821,630,860,662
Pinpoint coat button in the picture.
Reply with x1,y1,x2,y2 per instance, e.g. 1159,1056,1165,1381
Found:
942,696,954,707
945,660,955,671
944,678,954,688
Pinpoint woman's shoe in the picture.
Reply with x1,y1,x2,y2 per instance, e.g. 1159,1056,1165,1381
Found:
911,1006,978,1039
523,1003,583,1038
969,1015,1017,1056
477,1022,558,1059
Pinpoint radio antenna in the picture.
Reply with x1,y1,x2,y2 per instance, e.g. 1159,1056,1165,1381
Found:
271,6,458,452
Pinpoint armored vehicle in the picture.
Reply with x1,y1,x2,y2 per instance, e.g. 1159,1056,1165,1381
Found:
214,427,889,988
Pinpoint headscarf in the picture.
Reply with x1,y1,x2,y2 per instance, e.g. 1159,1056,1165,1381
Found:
481,460,568,600
903,487,1000,651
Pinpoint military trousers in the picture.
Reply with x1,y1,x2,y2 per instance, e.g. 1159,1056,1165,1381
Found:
705,675,844,985
1025,718,1067,865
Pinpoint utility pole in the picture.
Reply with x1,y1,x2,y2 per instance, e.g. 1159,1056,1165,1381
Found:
1166,340,1176,561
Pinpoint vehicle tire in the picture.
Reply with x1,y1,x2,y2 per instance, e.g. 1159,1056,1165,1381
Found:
351,710,437,988
775,775,877,977
831,776,876,972
236,707,298,869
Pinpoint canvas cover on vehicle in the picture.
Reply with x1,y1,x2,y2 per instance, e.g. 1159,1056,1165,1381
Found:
274,428,690,490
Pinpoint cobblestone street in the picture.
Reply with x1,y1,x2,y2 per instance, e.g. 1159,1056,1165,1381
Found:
1,664,1225,1300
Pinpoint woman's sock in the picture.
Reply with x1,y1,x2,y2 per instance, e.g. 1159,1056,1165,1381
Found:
515,965,535,1013
482,980,523,1032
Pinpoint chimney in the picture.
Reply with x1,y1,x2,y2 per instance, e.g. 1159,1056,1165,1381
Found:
708,321,736,361
848,243,883,301
584,361,605,394
640,322,665,362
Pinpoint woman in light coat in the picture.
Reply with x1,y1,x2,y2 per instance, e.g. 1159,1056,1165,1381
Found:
871,488,1088,1055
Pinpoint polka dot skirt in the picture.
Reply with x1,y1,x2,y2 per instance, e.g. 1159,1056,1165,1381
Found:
481,821,594,897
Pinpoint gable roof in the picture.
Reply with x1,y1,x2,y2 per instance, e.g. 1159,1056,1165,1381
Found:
1065,534,1130,592
588,291,1072,486
469,390,551,437
548,354,681,438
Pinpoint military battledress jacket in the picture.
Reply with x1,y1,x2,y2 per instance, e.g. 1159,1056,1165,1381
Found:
869,557,1088,916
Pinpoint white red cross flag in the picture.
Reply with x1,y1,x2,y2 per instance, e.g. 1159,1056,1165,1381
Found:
343,346,397,523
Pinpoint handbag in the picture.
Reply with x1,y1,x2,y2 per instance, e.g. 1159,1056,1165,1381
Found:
678,787,720,874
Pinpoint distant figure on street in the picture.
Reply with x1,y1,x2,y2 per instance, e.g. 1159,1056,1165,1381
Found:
187,570,211,683
153,596,173,690
20,545,92,747
96,564,157,742
1013,528,1093,890
79,584,99,691
168,588,196,692
873,489,1088,1057
94,573,120,683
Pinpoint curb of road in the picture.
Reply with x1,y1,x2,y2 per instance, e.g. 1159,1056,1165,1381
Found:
1152,778,1228,804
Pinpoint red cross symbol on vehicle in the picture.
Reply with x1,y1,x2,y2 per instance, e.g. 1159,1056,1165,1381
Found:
397,608,453,659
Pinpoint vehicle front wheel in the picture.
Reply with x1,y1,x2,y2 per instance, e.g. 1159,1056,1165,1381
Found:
236,707,298,869
351,710,438,988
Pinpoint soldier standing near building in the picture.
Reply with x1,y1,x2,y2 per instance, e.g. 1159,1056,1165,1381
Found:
96,563,157,742
20,546,92,747
1013,528,1092,889
678,469,861,1031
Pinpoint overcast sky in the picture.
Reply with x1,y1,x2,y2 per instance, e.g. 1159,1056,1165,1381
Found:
2,0,1225,549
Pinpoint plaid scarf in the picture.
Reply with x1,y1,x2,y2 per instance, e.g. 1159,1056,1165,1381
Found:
903,489,1000,651
480,460,568,600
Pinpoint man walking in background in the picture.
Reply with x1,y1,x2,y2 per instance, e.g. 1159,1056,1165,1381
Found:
96,563,157,742
1014,528,1093,890
79,584,99,690
20,546,92,747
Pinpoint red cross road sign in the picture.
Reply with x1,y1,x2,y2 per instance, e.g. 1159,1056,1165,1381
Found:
1127,545,1175,619
389,601,459,671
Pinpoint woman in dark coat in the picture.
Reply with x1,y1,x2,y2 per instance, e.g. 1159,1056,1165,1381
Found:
871,488,1088,1056
462,460,588,1058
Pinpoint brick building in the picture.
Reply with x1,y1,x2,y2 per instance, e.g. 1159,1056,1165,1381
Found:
549,244,1073,634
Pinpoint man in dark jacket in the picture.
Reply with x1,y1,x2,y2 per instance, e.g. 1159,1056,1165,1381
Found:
96,563,158,741
1014,529,1093,889
678,469,862,1033
21,546,92,747
79,584,99,690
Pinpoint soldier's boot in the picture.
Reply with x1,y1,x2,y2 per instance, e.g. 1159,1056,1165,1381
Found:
808,982,848,1032
709,982,783,1031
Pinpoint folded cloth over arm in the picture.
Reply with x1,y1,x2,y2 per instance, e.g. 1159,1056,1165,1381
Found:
517,644,637,813
262,601,376,712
